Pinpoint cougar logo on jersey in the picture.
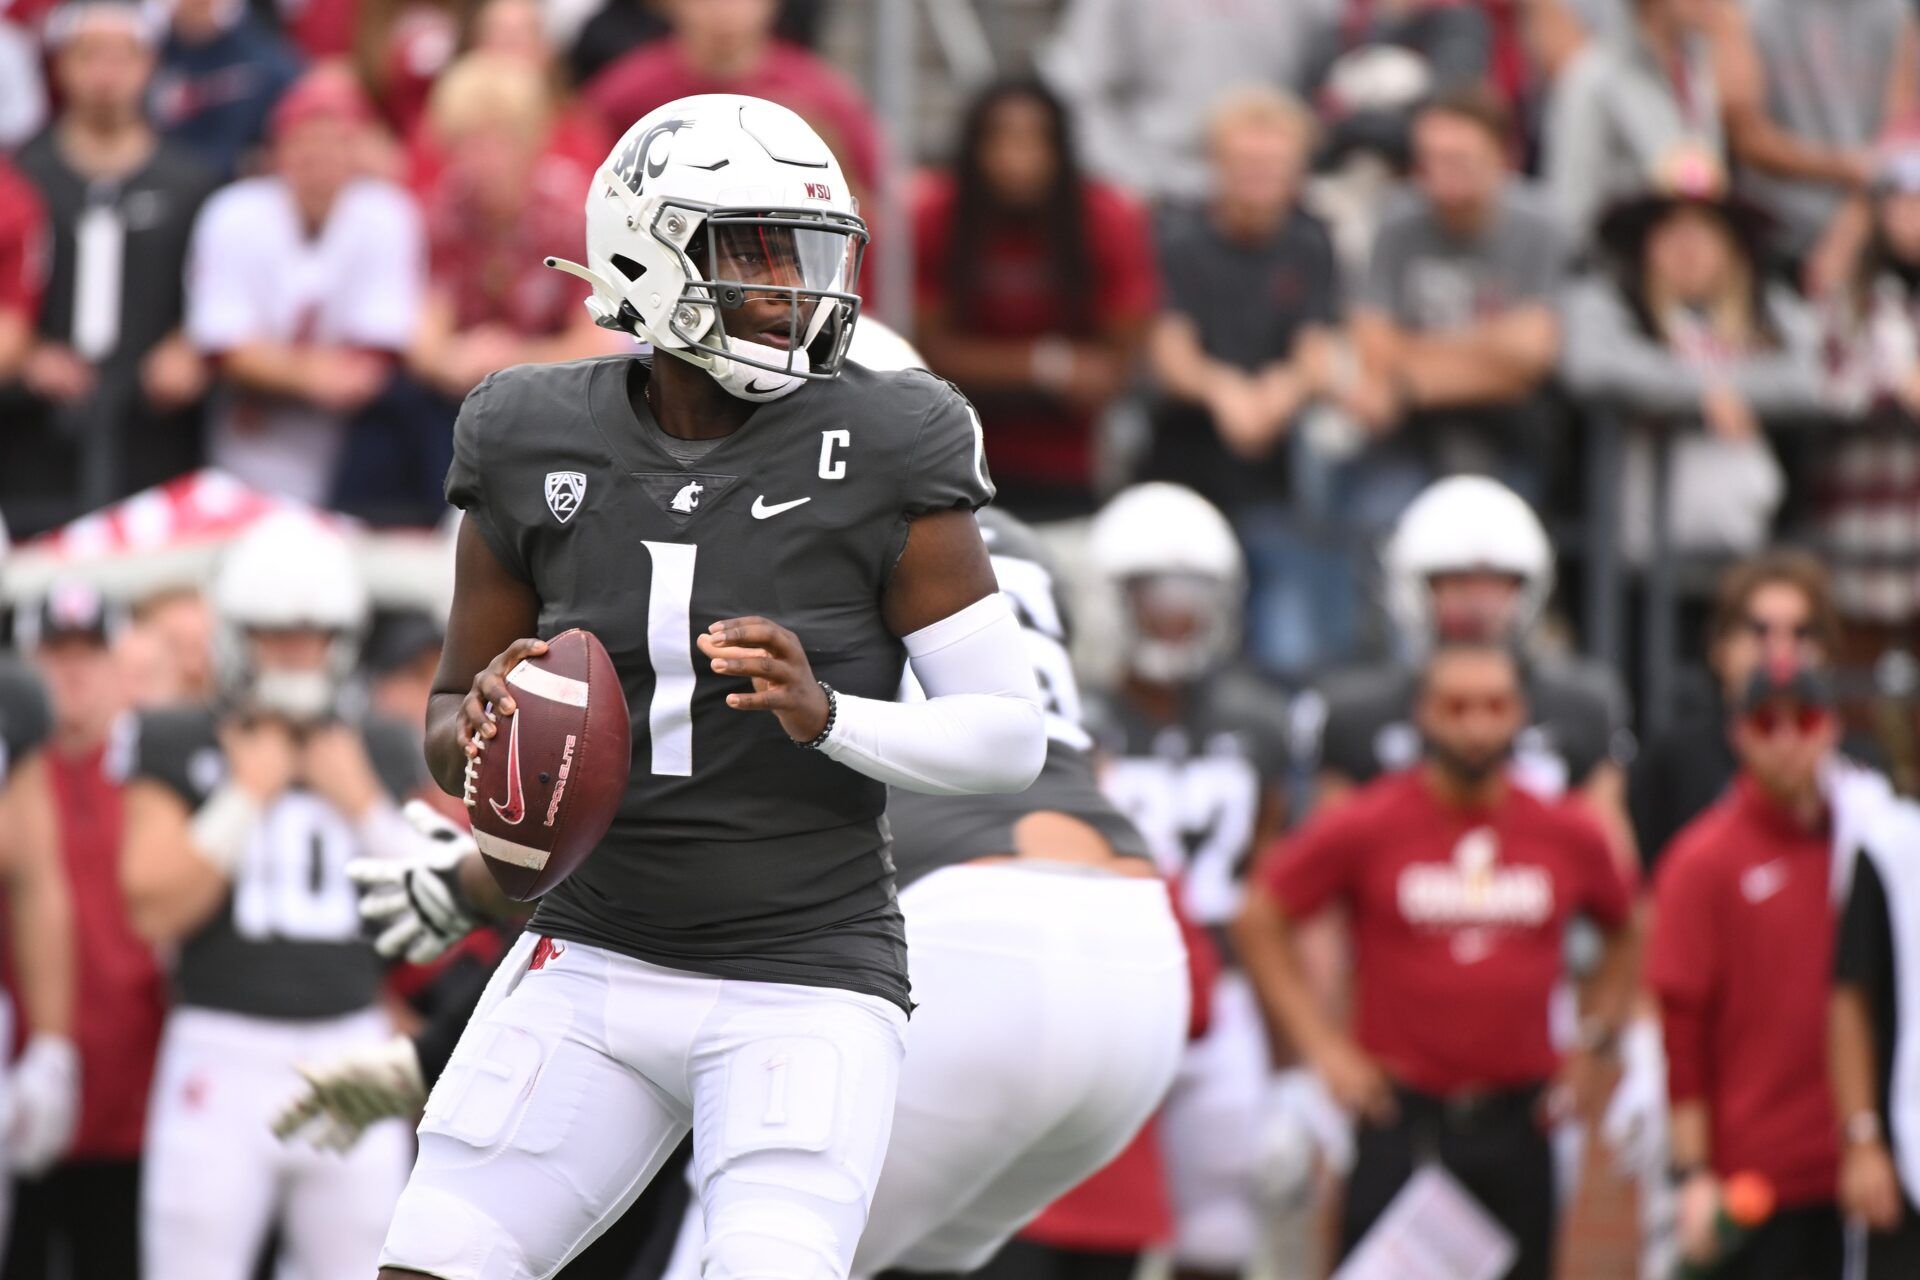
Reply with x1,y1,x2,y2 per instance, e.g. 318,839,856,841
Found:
671,481,704,513
546,471,586,523
1397,827,1552,928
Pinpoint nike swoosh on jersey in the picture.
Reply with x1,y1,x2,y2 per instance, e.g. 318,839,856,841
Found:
752,496,812,519
489,711,527,825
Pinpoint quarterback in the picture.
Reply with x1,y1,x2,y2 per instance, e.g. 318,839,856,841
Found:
370,95,1045,1280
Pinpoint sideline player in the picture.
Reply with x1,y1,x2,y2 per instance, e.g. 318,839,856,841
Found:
1082,483,1318,1280
371,96,1045,1280
0,509,81,1245
119,513,425,1280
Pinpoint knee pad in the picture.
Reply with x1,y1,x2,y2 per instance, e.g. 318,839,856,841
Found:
379,1185,530,1280
703,1199,843,1280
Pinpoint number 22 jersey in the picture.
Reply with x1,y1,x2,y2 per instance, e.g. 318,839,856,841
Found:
448,354,995,1013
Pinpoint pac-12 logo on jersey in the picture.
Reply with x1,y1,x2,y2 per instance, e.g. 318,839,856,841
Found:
671,480,704,513
546,471,587,523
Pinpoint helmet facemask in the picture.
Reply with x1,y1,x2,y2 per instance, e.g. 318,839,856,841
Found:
1121,573,1241,686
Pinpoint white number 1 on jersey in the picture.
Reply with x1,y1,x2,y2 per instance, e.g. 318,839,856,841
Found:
643,541,697,776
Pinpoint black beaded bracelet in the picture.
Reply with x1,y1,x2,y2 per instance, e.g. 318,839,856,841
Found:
798,681,838,749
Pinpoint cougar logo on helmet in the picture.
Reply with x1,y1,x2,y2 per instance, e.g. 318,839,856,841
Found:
611,118,689,196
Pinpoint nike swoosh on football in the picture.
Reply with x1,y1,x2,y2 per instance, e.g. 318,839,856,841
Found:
489,711,527,825
752,496,812,519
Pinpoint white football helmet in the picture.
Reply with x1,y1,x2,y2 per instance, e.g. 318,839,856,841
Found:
546,94,867,403
1090,483,1246,684
1382,475,1553,650
212,513,369,722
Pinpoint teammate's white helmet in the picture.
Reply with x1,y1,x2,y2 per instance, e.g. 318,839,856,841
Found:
212,513,369,722
1090,483,1246,684
1382,475,1553,649
547,94,867,403
845,316,925,372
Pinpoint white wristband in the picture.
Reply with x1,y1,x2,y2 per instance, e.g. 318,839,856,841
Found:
188,784,261,875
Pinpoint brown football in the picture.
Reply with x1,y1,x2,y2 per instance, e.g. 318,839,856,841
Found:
464,628,631,900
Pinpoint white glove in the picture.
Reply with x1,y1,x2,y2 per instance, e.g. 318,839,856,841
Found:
347,800,483,964
272,1035,426,1153
1256,1068,1354,1207
6,1034,80,1175
1602,1018,1669,1179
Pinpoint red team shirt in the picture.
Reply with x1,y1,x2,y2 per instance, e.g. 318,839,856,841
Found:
0,157,44,322
1648,777,1840,1207
1261,770,1634,1096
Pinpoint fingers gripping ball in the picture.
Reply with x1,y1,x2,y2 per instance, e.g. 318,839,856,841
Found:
465,629,632,899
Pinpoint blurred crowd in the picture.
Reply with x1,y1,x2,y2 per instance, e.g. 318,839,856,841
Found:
6,0,1920,1278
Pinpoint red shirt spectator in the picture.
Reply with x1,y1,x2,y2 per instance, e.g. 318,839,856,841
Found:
48,730,165,1157
1649,775,1841,1207
585,41,879,198
1262,768,1632,1095
0,156,45,322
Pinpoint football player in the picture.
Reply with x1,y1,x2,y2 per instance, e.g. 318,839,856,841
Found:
1082,483,1313,1280
118,512,428,1280
281,501,1187,1280
0,510,81,1246
1302,474,1632,830
368,96,1045,1280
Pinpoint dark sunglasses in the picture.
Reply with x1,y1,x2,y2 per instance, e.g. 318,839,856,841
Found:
1743,704,1833,736
1742,616,1818,643
1434,692,1519,718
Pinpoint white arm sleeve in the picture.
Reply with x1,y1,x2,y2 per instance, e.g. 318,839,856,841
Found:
818,593,1045,796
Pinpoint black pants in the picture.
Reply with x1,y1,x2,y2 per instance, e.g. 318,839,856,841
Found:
2,1159,141,1280
1719,1202,1843,1280
1862,1196,1920,1280
1338,1083,1556,1280
965,1239,1140,1280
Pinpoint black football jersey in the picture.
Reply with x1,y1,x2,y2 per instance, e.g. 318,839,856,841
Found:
449,355,995,1013
1303,655,1632,797
0,657,52,788
1088,670,1290,929
130,708,425,1019
887,508,1150,888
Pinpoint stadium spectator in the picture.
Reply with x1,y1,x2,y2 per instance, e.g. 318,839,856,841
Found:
352,0,474,137
1306,0,1497,170
1543,0,1726,242
914,78,1156,520
1144,89,1343,676
1720,0,1918,290
1344,88,1564,502
1561,155,1826,564
1237,639,1638,1280
1040,0,1323,204
585,0,881,199
1819,142,1920,630
150,0,303,181
121,587,216,708
0,156,42,387
407,52,615,403
1627,551,1844,871
569,0,820,86
1648,661,1850,1279
1830,794,1920,1277
4,583,163,1280
9,0,218,537
185,65,423,508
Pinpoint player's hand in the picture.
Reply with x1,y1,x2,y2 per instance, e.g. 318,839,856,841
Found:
4,1034,80,1175
220,716,300,803
347,800,483,963
1601,1019,1668,1177
22,342,94,404
1676,1169,1723,1264
698,616,830,743
272,1035,425,1152
1310,1035,1397,1126
299,722,383,820
1841,1137,1904,1231
1257,1068,1354,1207
1547,1044,1619,1128
141,333,209,409
460,638,550,758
